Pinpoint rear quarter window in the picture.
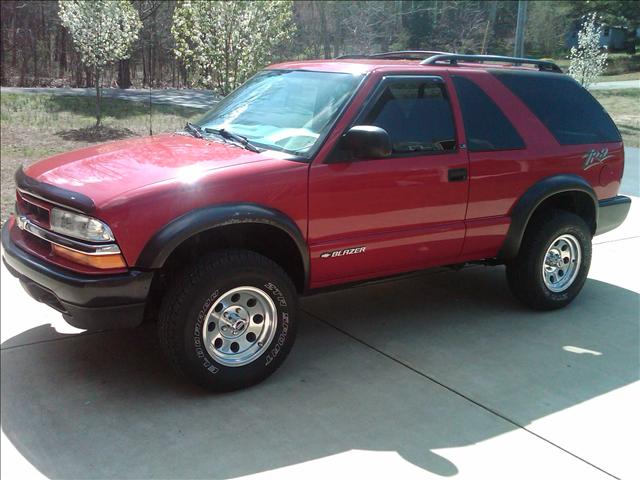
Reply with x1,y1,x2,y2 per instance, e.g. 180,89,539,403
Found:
452,75,525,151
492,70,621,145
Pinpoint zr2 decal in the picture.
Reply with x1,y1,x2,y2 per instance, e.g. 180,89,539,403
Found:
320,246,366,259
583,148,610,170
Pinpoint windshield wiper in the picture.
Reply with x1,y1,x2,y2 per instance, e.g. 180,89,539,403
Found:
184,122,203,139
204,128,261,153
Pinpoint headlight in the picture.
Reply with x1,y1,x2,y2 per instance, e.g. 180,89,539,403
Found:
50,208,115,242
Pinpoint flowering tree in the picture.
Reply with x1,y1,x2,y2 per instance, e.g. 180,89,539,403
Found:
568,13,608,88
58,0,142,126
172,0,294,95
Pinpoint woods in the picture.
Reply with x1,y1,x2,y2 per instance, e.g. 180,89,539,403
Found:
1,0,638,93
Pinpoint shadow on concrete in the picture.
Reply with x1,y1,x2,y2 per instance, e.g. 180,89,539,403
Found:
1,267,638,478
302,266,640,430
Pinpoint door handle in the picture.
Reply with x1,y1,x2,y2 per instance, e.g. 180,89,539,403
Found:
448,168,468,182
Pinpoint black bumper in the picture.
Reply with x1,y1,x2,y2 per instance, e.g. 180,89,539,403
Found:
1,221,154,330
596,195,631,236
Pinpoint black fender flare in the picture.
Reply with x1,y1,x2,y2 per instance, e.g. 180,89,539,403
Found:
498,174,598,260
136,203,309,285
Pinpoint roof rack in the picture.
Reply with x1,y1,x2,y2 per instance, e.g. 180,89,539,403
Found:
335,54,371,59
334,51,563,73
370,50,452,59
421,54,563,73
336,50,451,60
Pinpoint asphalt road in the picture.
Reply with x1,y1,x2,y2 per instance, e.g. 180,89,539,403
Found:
1,151,638,479
0,86,219,110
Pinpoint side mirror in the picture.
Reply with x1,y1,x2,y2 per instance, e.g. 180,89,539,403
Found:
342,125,392,159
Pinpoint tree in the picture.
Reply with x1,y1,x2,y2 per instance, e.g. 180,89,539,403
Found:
58,0,142,125
172,0,294,95
568,0,640,31
568,13,607,87
525,0,572,57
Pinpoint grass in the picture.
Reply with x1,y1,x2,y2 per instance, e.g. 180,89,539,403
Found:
591,89,640,148
0,93,201,223
548,53,640,80
595,71,640,82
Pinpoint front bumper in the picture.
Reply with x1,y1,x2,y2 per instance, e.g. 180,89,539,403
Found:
2,219,154,330
596,195,631,236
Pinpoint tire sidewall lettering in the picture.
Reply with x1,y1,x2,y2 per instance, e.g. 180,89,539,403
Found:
263,281,288,307
193,289,221,374
265,311,289,366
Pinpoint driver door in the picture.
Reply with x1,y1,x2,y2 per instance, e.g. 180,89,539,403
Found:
307,75,469,288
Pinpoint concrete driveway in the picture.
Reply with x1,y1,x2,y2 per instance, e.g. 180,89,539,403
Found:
2,176,639,478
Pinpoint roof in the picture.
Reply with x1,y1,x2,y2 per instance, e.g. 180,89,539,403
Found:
267,59,425,75
268,52,563,75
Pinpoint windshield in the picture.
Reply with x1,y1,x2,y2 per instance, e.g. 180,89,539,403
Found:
196,70,363,157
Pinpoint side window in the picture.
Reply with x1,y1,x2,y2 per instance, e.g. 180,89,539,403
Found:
360,79,457,154
492,70,621,145
452,76,525,152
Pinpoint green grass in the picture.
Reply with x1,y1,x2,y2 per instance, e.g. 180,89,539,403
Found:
0,93,202,223
591,88,640,148
595,71,640,82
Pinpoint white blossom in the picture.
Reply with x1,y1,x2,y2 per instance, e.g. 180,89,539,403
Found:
568,13,608,88
172,1,295,95
58,0,142,125
59,0,142,69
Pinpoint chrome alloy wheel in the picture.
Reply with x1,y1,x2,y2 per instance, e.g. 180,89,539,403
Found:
542,234,582,293
202,286,277,367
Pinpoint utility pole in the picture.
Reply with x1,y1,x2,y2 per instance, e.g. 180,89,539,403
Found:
514,0,528,57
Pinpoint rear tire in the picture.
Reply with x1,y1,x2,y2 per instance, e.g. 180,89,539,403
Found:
158,250,298,391
506,211,592,310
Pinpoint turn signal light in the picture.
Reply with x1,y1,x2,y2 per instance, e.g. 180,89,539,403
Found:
52,244,127,269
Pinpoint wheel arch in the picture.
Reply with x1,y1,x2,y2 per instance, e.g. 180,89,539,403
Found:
498,174,598,261
136,203,309,292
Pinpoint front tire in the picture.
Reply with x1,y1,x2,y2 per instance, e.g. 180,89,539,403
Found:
506,211,592,310
158,250,298,391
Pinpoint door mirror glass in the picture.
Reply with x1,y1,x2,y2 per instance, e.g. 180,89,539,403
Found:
343,125,392,159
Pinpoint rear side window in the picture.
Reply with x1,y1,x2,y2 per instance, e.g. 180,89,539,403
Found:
492,70,621,145
360,79,457,154
452,76,525,151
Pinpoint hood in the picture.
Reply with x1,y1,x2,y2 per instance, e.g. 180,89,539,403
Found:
23,133,270,208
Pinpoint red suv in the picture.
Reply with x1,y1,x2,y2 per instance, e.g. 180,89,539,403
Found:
2,52,631,390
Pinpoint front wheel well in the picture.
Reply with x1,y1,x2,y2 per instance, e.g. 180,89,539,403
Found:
144,223,306,321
